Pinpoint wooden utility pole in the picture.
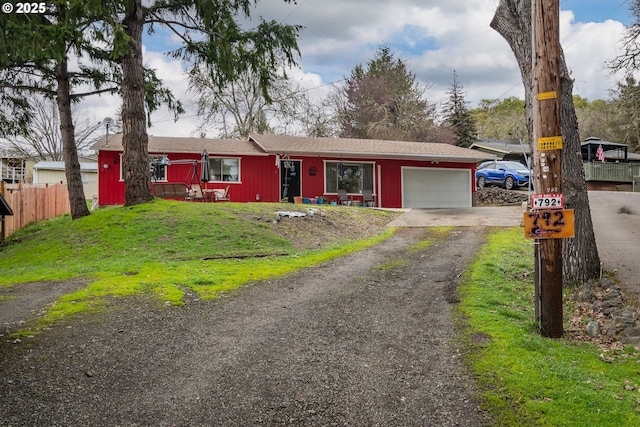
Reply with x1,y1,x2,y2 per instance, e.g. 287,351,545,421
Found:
531,0,564,338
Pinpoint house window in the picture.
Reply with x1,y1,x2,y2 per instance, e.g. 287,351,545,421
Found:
210,158,240,182
149,156,168,181
325,161,374,194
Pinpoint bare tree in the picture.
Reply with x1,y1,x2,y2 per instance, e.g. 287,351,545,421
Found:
296,95,339,137
192,68,294,138
491,0,600,284
0,97,100,162
610,0,640,73
190,65,339,138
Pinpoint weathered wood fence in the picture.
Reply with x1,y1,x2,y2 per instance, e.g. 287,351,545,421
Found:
0,182,70,239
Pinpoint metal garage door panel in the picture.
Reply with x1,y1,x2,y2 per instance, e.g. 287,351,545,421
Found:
403,168,471,208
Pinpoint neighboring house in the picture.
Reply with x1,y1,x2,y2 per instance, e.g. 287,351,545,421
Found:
93,134,494,208
472,136,640,192
32,161,98,200
1,149,29,183
469,139,532,166
581,137,640,191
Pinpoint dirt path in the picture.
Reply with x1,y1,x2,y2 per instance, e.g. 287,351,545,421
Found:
0,227,491,426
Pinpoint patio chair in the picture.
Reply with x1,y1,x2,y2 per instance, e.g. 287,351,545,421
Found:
186,184,211,202
337,189,349,205
213,185,231,202
362,189,375,207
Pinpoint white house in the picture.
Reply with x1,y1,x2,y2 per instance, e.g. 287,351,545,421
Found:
32,161,98,200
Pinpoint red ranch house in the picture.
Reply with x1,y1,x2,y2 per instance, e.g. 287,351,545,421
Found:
93,134,493,208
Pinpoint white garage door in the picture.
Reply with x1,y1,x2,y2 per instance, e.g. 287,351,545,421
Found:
402,167,471,208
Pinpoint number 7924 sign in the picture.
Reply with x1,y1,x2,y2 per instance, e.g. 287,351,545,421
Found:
523,209,575,239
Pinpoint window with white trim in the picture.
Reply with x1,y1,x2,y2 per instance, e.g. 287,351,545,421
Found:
325,161,374,194
210,158,240,182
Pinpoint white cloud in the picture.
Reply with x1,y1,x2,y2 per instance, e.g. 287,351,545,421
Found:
560,13,628,101
78,0,630,137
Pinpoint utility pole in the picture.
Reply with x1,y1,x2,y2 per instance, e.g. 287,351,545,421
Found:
527,0,567,338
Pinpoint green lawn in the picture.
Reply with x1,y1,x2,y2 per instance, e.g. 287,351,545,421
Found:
458,228,640,426
0,200,398,335
3,202,638,425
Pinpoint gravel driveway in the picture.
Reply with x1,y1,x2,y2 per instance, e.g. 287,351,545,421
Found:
0,227,491,426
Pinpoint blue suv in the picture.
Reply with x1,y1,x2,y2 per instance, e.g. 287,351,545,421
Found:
476,161,531,190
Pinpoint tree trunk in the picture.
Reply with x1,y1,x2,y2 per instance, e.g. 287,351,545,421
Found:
121,0,153,206
491,0,600,284
56,57,90,220
559,73,601,283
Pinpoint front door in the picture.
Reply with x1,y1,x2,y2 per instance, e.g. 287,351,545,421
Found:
280,160,301,202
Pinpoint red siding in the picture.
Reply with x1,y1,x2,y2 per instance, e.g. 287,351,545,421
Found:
97,151,125,205
224,156,280,203
374,159,476,208
97,151,477,208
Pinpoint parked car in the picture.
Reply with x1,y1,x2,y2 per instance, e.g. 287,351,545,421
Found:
476,160,531,190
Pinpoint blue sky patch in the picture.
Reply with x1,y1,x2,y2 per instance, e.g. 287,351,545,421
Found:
563,0,632,25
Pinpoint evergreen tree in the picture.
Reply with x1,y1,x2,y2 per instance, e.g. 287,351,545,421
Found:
0,2,185,215
336,46,440,142
0,3,123,219
1,1,301,208
114,0,301,206
443,70,477,148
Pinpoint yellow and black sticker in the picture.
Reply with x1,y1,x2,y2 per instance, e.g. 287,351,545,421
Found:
538,136,563,151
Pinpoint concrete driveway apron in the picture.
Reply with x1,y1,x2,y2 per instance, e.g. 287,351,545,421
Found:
387,206,524,227
388,194,640,300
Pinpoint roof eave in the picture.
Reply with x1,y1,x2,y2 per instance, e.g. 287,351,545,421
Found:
469,143,511,154
272,149,494,163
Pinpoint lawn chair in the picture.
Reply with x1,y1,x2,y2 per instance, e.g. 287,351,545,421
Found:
186,184,210,202
337,189,350,205
362,189,375,207
213,185,231,202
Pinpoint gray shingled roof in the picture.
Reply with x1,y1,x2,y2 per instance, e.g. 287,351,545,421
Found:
92,133,495,163
92,134,266,156
249,134,491,162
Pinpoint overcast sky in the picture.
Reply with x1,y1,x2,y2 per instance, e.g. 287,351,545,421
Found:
85,0,633,138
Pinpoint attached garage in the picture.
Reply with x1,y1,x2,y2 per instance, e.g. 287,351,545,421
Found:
402,167,472,208
94,134,492,207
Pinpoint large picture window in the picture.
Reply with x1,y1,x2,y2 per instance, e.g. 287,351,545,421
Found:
210,158,240,182
325,161,374,194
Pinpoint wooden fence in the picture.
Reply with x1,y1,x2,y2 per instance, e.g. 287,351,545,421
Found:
0,182,70,239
